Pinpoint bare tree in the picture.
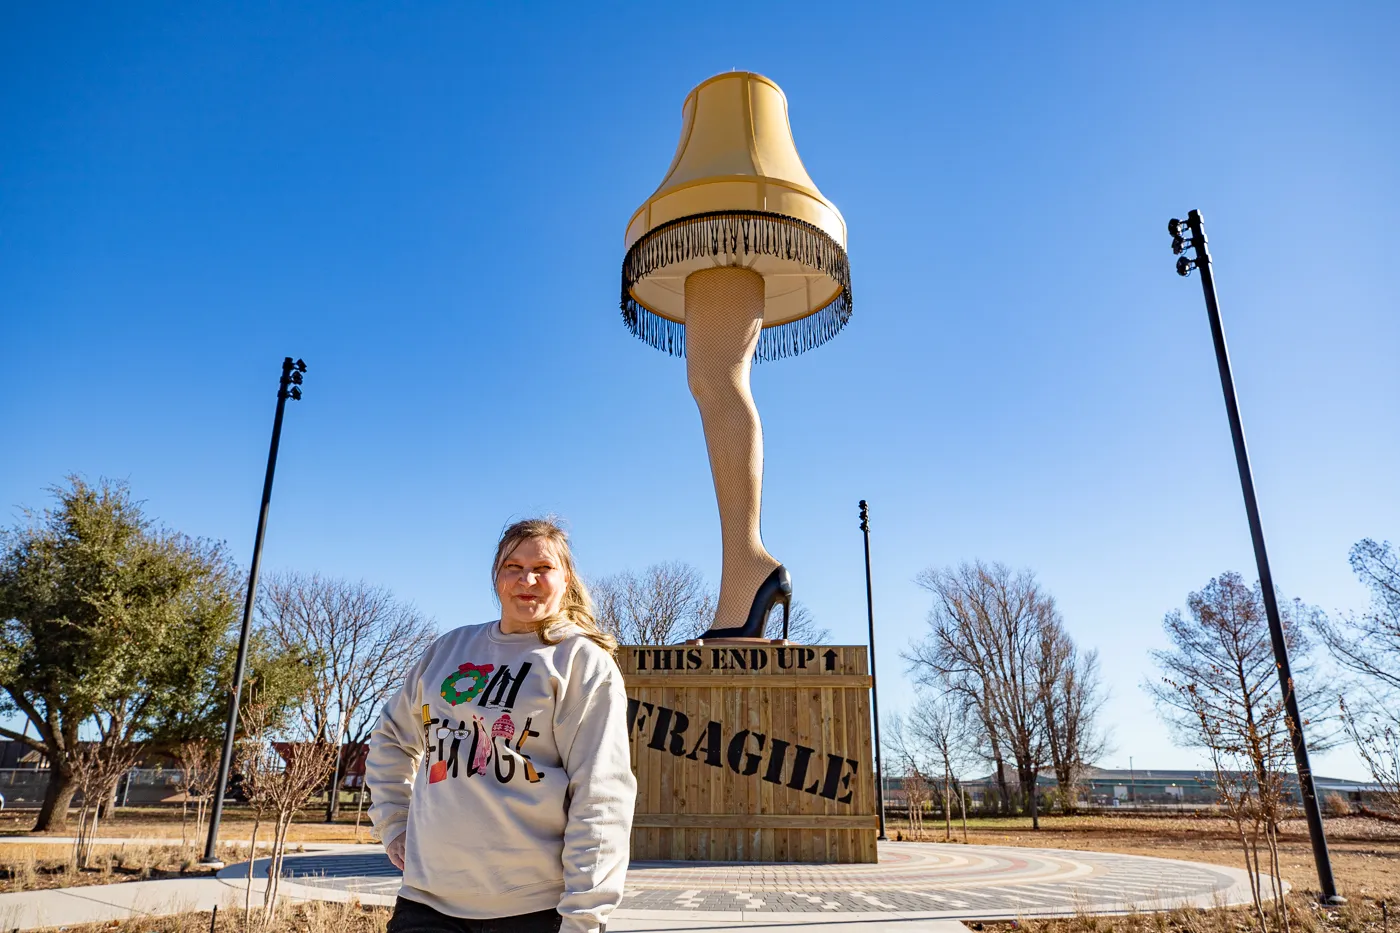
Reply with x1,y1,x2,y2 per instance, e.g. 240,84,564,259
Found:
902,767,932,836
888,695,977,841
679,597,829,644
1339,700,1400,815
1179,680,1293,933
593,562,832,645
238,693,338,926
916,693,976,839
1148,572,1333,760
175,739,219,848
592,562,711,645
1149,572,1330,932
970,690,1012,815
1037,626,1110,813
258,572,437,820
906,562,1056,820
1314,539,1400,695
70,739,141,868
762,599,829,644
884,712,934,837
1315,539,1400,811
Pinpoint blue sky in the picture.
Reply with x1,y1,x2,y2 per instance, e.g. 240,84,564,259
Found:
2,2,1396,779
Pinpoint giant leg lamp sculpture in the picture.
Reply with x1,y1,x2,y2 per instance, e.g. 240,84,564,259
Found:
621,72,853,640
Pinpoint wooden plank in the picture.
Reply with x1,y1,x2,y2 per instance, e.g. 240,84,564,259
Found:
625,675,871,688
705,684,719,860
647,682,663,860
797,682,814,864
747,679,761,861
766,684,776,861
687,685,705,860
660,682,675,860
826,683,839,862
733,683,744,857
845,680,861,862
789,675,800,857
632,813,879,829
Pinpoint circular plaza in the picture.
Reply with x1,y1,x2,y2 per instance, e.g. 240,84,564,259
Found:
229,840,1278,923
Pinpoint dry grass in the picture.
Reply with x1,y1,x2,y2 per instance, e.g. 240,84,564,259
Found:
977,896,1394,933
0,842,261,893
894,814,1400,896
0,805,371,844
0,803,345,895
898,813,1400,933
33,900,391,933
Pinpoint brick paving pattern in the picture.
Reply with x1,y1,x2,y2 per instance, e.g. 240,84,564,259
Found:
276,842,1270,919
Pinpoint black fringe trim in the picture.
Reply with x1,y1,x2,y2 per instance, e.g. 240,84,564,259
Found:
620,210,853,363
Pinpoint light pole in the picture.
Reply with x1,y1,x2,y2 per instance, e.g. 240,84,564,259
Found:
1169,211,1342,904
858,501,888,842
324,718,347,824
201,357,307,866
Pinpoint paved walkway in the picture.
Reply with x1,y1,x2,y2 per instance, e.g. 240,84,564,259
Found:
253,840,1275,922
0,877,233,931
0,839,1280,930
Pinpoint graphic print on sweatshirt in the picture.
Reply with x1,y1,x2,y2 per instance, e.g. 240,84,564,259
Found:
421,659,544,786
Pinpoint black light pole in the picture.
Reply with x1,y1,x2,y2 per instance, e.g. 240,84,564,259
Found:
858,500,888,842
1169,211,1342,905
201,356,307,866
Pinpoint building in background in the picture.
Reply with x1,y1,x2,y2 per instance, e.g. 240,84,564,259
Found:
881,766,1384,813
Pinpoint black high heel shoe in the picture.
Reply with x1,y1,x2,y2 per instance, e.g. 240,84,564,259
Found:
697,565,792,641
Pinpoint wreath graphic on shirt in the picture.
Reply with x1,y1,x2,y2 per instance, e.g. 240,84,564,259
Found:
440,662,493,705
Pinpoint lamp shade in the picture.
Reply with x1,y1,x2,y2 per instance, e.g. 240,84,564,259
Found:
621,72,852,362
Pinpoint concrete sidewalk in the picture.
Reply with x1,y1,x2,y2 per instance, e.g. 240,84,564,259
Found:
0,877,233,930
0,842,973,932
0,876,969,931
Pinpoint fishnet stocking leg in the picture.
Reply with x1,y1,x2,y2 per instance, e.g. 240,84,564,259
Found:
685,267,782,633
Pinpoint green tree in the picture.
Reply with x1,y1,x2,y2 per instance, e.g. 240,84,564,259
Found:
0,477,249,829
146,626,316,748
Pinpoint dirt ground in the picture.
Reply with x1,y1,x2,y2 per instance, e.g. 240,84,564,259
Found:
0,805,345,893
38,899,391,933
892,813,1400,902
897,812,1400,933
0,841,225,893
0,804,376,844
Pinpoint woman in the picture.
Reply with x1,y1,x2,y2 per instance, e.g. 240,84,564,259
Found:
366,519,636,933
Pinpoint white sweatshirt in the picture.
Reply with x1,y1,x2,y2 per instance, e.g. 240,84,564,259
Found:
366,621,636,933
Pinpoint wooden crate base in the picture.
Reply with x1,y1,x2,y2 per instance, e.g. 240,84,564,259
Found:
620,644,877,863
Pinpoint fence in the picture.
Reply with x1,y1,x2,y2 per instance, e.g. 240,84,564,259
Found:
0,767,184,808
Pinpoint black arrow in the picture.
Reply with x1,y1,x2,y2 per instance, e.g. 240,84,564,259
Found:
823,649,837,672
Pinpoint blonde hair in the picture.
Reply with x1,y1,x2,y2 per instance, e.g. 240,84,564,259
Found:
491,518,618,655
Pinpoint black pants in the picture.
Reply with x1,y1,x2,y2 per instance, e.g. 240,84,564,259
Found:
386,897,563,933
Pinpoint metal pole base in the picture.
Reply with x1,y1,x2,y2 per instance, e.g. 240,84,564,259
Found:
1323,895,1347,906
199,857,226,869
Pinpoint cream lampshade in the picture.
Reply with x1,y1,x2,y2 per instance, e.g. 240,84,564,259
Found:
621,71,853,361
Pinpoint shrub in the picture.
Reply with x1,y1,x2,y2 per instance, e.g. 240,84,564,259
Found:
1321,792,1352,817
